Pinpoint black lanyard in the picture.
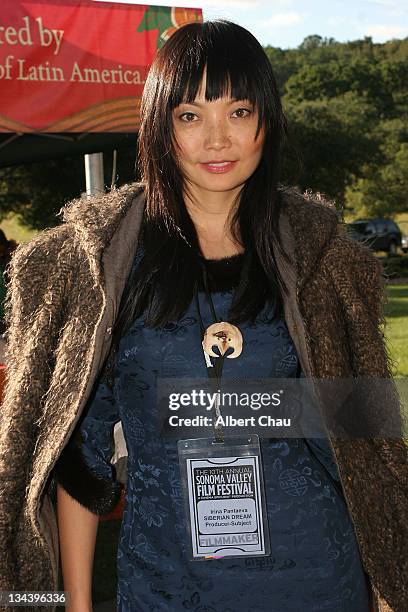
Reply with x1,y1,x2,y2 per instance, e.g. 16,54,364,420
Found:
193,261,231,441
194,262,227,375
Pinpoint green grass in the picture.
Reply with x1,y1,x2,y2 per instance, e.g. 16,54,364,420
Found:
384,283,408,441
0,214,38,243
384,284,408,377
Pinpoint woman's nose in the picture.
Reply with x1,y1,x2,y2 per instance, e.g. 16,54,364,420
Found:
204,119,231,150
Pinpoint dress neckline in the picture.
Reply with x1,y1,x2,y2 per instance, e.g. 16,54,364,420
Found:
203,252,245,264
199,252,245,292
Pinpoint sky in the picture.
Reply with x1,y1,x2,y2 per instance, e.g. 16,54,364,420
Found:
94,0,408,48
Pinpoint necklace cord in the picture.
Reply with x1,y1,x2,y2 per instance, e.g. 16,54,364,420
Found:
201,264,219,323
194,262,226,442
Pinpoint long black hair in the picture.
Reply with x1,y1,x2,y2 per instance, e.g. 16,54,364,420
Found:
112,19,294,347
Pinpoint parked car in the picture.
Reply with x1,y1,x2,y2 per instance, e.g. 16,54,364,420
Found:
402,234,408,254
347,218,402,255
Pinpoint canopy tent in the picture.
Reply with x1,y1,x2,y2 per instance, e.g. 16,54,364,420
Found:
0,0,203,174
0,132,136,166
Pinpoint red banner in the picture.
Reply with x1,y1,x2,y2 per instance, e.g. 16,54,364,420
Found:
0,0,202,132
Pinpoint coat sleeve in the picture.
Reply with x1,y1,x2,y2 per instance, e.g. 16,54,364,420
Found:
53,363,123,516
324,225,406,437
0,228,72,592
322,226,408,612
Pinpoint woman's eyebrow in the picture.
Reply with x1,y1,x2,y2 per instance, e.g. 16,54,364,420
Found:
176,98,251,108
177,102,202,107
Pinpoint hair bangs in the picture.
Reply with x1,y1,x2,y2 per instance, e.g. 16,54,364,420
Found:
168,52,266,137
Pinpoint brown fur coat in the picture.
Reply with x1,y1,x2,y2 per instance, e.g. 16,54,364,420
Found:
0,183,406,612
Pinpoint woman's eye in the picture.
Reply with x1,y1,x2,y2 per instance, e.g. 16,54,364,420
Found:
232,108,251,118
179,112,197,122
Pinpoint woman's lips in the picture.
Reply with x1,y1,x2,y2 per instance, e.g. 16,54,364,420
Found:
199,161,237,174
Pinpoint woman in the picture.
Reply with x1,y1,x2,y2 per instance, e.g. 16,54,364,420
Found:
0,19,406,612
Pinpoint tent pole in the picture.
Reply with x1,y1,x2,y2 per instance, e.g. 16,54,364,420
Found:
84,152,104,197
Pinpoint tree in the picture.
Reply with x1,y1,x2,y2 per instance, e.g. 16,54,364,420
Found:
282,92,380,202
0,147,138,230
298,34,337,50
345,143,408,217
284,58,394,115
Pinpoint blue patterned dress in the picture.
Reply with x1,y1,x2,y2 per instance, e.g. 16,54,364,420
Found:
79,250,371,612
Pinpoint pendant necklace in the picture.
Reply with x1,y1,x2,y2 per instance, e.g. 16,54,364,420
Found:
194,258,244,441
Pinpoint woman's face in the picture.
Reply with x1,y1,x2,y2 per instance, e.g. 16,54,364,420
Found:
172,75,265,201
